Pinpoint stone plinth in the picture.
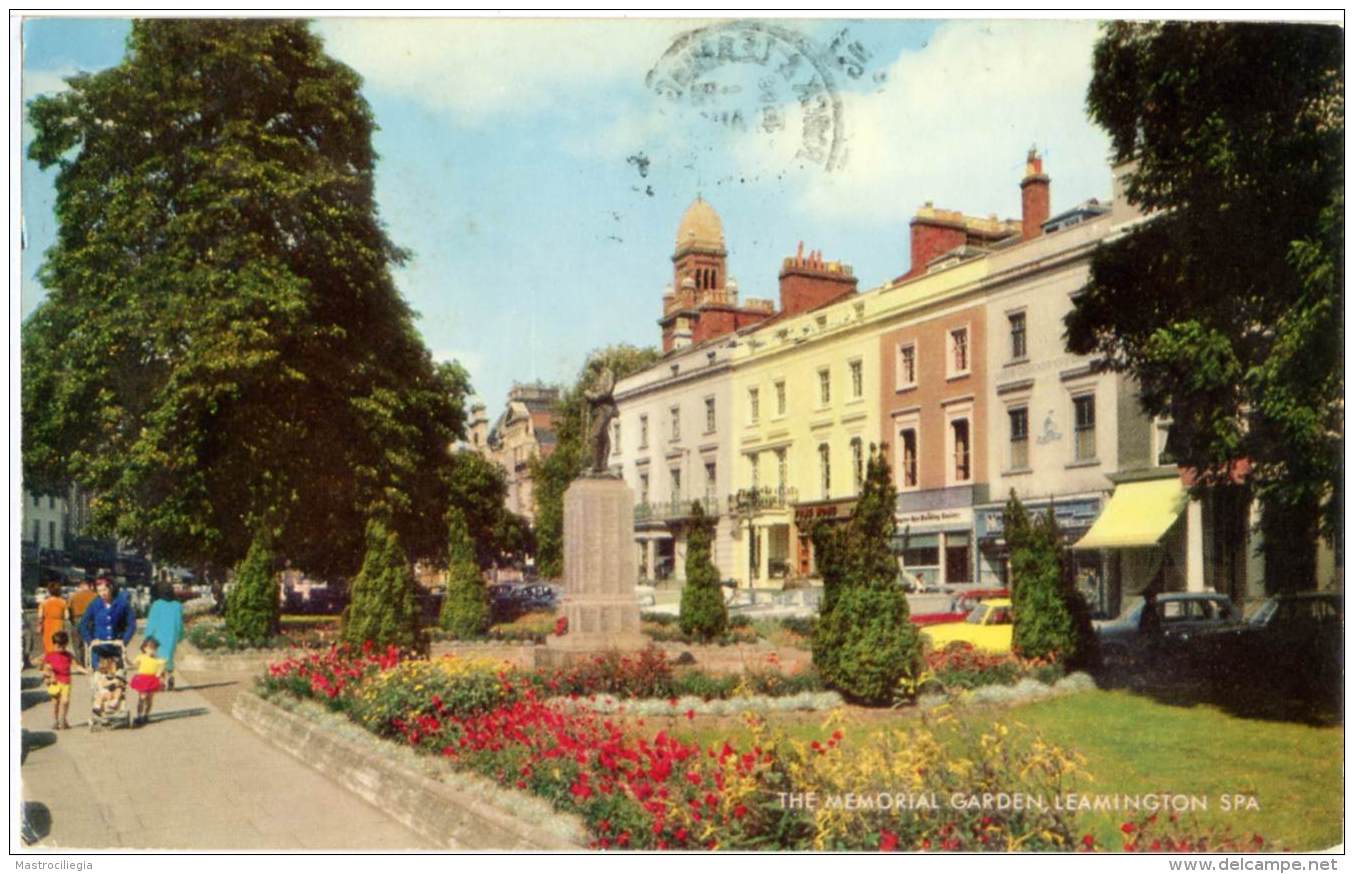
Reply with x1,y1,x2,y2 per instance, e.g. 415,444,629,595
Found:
540,476,646,666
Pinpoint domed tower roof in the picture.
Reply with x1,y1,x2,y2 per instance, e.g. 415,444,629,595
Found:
675,197,725,253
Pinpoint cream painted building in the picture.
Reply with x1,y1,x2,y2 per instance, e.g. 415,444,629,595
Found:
613,339,738,583
729,256,991,587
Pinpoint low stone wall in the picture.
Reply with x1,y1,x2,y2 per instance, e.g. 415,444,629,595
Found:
232,691,585,850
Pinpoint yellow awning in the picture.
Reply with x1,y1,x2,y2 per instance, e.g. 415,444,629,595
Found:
1073,478,1187,550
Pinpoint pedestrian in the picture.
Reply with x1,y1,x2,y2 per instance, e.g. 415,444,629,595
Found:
129,637,167,726
143,581,184,691
68,577,97,664
37,582,69,656
211,577,225,616
79,578,135,669
41,630,85,730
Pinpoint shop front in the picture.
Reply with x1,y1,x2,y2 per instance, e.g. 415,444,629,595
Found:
975,494,1107,614
891,507,974,588
792,497,857,579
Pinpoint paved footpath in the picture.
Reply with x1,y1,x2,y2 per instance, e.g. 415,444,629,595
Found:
20,638,430,850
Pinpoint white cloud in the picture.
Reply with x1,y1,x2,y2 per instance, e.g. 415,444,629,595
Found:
313,18,706,125
22,65,75,100
432,346,484,376
723,19,1113,225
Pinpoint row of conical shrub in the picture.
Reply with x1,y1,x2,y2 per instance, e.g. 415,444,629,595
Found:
223,510,490,652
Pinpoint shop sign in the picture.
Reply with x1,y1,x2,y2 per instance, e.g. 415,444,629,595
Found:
794,501,854,524
896,507,973,529
978,498,1101,538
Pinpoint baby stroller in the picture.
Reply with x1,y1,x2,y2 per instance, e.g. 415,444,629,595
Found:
86,639,134,731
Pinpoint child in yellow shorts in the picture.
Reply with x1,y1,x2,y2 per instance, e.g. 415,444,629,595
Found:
41,630,85,730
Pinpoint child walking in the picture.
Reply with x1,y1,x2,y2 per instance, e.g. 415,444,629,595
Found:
41,630,85,729
129,637,168,726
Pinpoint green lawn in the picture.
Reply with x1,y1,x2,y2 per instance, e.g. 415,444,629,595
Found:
670,689,1342,851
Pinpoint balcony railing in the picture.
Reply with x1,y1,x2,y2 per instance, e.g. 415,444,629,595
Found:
727,486,799,516
635,496,721,523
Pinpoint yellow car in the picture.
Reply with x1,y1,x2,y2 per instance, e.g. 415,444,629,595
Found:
921,598,1014,654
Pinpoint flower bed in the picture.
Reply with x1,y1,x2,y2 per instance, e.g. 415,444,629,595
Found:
186,616,341,652
258,645,1243,852
920,642,1064,693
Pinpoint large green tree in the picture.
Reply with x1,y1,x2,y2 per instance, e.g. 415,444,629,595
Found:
1067,22,1343,590
529,343,661,578
446,450,534,570
23,20,467,576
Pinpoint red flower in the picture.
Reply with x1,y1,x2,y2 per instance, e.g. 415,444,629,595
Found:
1121,822,1137,835
733,804,748,819
1081,834,1095,850
879,829,900,852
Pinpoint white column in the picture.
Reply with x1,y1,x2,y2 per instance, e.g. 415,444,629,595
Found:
645,540,656,582
1186,499,1205,592
1246,499,1265,599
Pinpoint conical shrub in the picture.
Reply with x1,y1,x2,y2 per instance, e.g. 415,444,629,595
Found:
679,501,728,640
225,528,280,646
440,509,491,639
342,517,425,653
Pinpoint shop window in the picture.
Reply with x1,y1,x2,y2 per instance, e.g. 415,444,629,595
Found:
945,532,972,584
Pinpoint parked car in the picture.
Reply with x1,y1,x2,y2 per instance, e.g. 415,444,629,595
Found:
1194,592,1342,698
912,589,1010,628
921,597,1015,653
1095,592,1242,672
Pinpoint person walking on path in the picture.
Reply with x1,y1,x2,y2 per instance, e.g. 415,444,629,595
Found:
79,578,135,668
37,582,69,655
142,582,185,691
129,637,167,725
68,577,97,664
42,630,85,730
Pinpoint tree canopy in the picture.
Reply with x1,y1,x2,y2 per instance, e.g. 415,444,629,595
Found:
1067,22,1343,586
23,20,467,576
529,343,661,578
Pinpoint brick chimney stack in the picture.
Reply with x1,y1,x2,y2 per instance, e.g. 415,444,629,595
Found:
1020,147,1050,241
778,242,858,316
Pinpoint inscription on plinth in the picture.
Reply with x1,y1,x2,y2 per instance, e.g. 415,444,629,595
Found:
545,476,647,658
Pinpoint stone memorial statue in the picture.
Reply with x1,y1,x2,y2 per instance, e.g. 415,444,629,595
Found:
585,367,618,476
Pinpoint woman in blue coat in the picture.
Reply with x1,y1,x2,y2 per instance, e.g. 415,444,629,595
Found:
142,581,185,690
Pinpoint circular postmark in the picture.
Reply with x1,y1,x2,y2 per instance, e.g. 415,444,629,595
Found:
645,21,874,173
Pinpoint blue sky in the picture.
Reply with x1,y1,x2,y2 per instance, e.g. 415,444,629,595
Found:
20,16,1114,413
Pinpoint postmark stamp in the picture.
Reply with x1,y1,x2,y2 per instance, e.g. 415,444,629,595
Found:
644,21,881,173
